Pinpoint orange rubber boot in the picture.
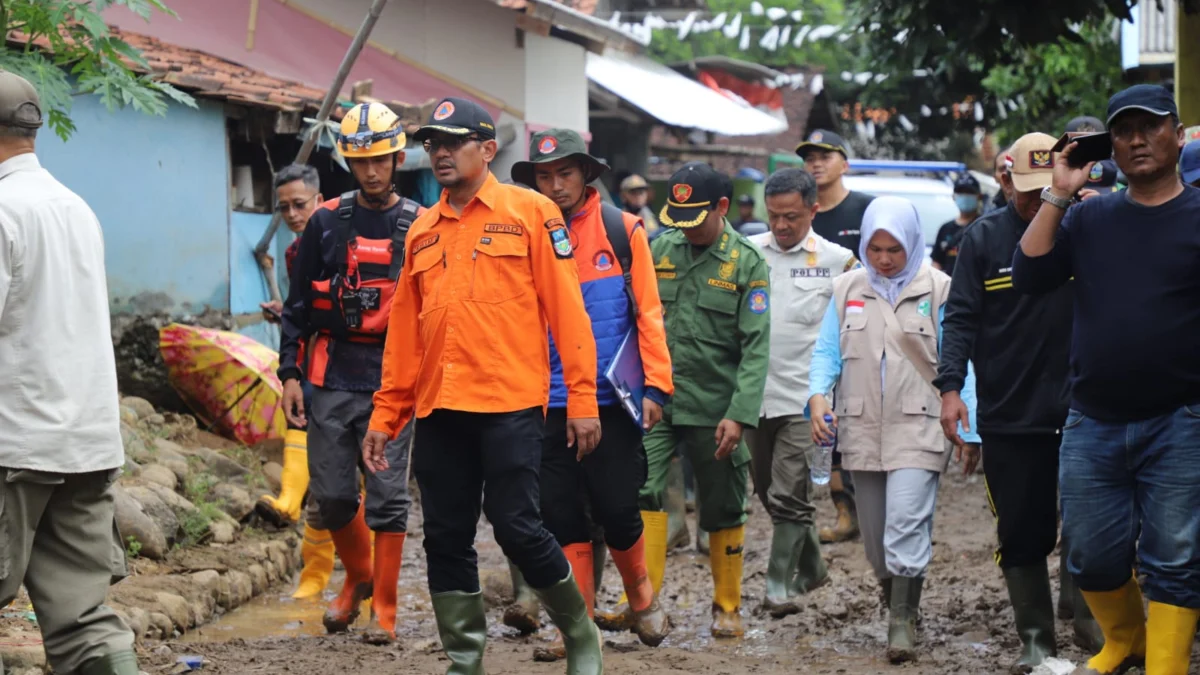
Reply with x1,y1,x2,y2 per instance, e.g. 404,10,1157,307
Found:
610,534,671,646
364,532,406,644
322,502,374,633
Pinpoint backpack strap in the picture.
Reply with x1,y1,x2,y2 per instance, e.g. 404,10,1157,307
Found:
389,198,421,280
600,202,640,319
333,191,358,272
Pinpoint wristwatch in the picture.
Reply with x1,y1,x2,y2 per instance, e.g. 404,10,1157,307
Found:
1040,187,1071,210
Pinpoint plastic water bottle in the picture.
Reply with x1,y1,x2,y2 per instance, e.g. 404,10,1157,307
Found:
811,414,835,486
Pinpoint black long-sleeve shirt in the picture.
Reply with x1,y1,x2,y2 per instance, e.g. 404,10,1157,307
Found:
1012,186,1200,422
278,197,412,392
934,204,1073,434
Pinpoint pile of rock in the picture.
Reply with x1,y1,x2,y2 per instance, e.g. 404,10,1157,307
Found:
116,396,275,559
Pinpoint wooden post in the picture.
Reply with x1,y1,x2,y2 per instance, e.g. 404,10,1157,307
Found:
254,0,391,302
1177,6,1200,127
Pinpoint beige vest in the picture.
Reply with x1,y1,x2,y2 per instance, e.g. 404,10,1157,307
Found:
831,265,951,473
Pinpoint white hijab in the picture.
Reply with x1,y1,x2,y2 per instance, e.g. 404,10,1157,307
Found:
858,195,926,305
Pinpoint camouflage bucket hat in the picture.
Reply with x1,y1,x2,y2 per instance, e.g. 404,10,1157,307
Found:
510,128,609,187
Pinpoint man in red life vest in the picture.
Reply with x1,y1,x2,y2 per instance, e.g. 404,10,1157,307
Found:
277,103,423,644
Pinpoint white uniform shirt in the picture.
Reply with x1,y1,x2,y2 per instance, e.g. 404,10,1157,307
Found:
749,229,857,419
0,153,123,473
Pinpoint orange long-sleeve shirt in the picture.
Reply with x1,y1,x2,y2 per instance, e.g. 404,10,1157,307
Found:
369,173,598,436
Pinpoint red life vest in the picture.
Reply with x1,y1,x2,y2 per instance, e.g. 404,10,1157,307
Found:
306,191,420,386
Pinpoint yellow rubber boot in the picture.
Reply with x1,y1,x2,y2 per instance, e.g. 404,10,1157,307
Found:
642,511,669,595
709,525,745,638
595,511,668,632
292,524,335,599
256,429,309,525
1145,601,1199,675
1079,578,1146,673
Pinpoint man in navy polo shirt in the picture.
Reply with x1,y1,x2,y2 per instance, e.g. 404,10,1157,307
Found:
1014,84,1200,675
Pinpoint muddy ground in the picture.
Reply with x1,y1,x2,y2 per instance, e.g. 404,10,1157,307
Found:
142,469,1199,675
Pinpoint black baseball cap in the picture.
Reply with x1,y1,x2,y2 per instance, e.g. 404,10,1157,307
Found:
795,129,849,159
1065,116,1106,133
1106,85,1178,127
953,173,981,194
737,193,755,205
659,162,728,229
413,97,496,141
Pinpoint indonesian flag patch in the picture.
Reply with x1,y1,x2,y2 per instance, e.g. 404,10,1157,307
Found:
846,299,865,315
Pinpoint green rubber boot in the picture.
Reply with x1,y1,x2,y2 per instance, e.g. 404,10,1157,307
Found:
79,651,140,675
887,576,923,664
535,572,604,675
792,524,830,594
431,591,488,675
1003,564,1057,673
762,521,804,617
502,559,541,634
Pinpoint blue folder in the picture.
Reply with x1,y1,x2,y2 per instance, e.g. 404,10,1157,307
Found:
605,328,644,428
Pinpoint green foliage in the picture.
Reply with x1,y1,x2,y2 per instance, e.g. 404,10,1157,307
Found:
179,471,226,547
844,0,1193,78
125,535,143,558
982,18,1123,145
0,0,196,141
178,501,224,547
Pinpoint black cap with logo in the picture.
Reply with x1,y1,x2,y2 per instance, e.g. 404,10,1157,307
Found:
1085,158,1119,193
660,162,728,229
795,129,849,159
413,97,496,141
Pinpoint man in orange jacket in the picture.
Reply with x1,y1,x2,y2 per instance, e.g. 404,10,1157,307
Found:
363,98,604,675
507,129,673,658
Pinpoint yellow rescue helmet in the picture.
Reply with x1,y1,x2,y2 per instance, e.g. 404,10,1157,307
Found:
338,102,406,159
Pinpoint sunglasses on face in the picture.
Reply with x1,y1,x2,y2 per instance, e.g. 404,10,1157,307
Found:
274,194,318,214
423,135,482,154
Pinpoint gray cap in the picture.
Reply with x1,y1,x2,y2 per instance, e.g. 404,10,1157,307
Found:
0,71,44,129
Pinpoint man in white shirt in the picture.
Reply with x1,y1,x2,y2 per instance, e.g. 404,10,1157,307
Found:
747,168,858,617
0,71,138,675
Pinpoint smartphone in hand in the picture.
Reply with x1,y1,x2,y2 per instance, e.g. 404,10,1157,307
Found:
1052,132,1113,168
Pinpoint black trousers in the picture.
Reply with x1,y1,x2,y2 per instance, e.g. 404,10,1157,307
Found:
540,405,647,551
413,407,569,594
981,433,1061,569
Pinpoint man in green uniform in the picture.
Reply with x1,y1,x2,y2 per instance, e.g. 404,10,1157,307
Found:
641,162,770,638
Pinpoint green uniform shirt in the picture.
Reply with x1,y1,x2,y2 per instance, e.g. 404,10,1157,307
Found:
650,221,771,429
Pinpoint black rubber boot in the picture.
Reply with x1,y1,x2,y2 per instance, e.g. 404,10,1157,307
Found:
887,576,922,663
1003,564,1057,673
431,591,488,675
1072,584,1106,652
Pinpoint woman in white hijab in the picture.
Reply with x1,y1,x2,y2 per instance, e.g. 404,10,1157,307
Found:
807,196,980,663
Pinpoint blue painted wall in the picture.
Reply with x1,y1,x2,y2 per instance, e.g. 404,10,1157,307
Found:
36,97,231,315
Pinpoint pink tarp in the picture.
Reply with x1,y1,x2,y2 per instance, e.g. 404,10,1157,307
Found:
105,0,501,117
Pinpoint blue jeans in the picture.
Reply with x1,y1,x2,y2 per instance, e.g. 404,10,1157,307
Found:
1060,405,1200,608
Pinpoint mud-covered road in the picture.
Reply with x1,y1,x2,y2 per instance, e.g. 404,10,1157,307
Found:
143,469,1198,674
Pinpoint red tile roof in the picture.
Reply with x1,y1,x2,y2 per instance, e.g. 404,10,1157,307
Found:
115,28,328,112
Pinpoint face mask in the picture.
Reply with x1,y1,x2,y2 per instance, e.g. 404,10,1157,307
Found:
954,194,980,213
